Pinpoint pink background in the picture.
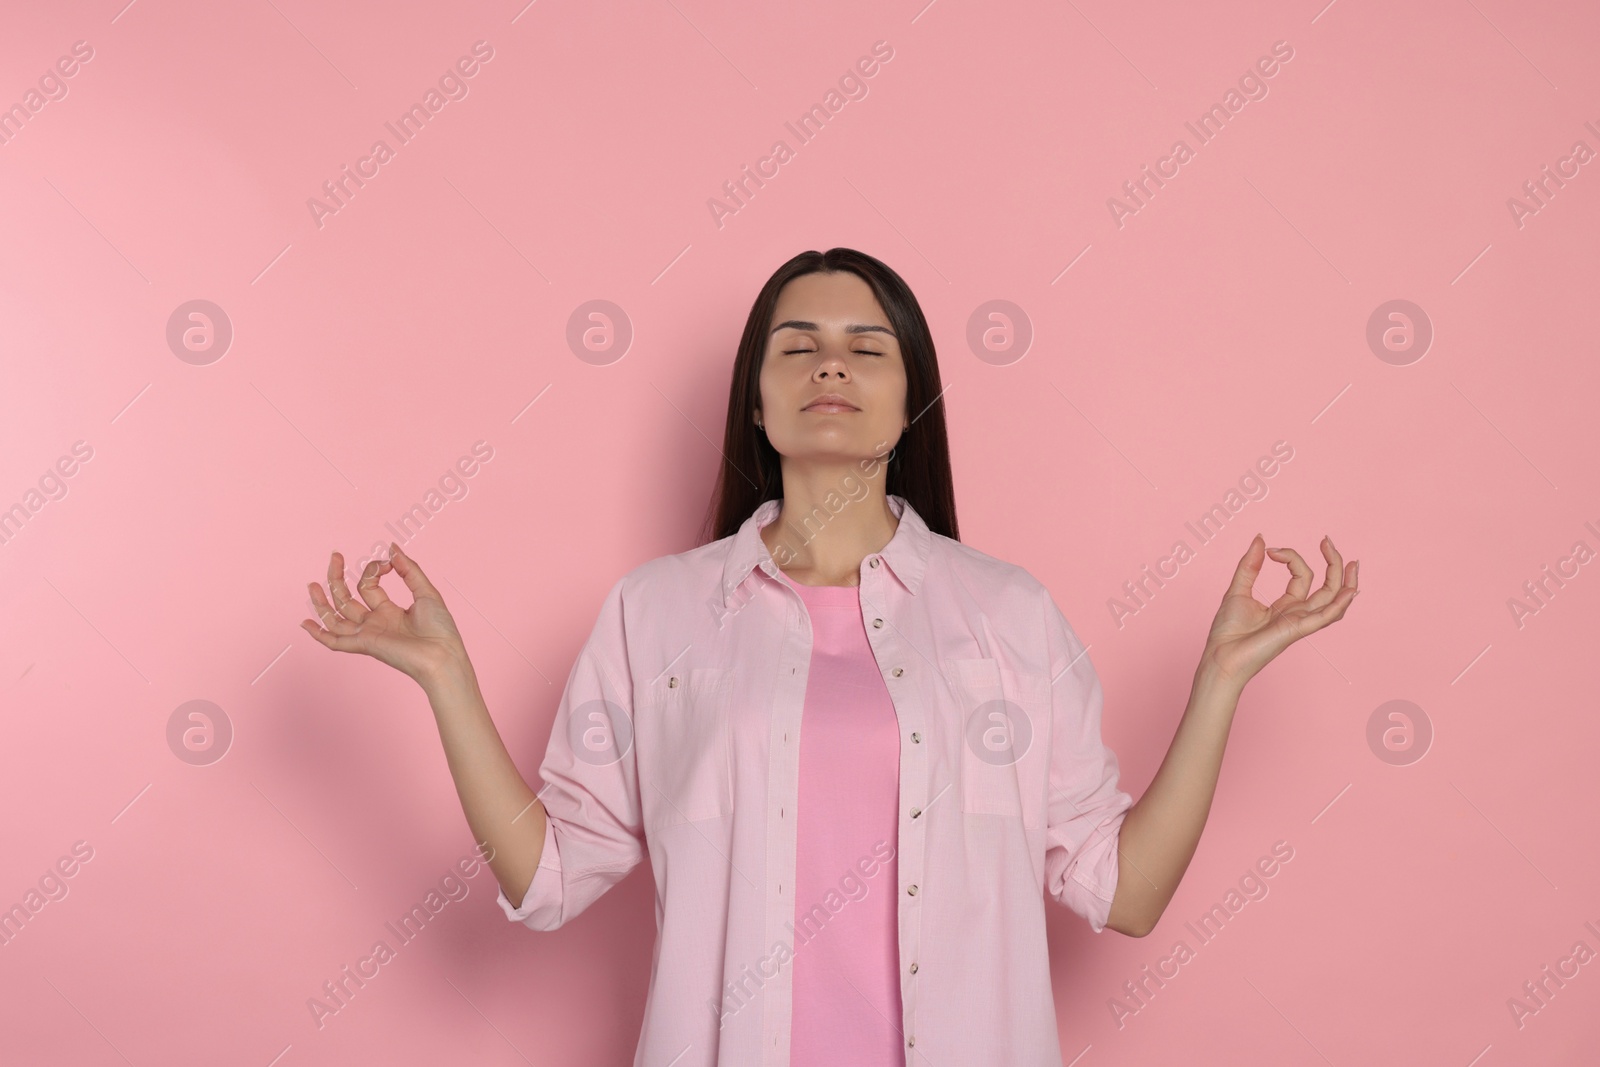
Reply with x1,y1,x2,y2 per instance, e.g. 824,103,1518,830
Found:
3,0,1598,1063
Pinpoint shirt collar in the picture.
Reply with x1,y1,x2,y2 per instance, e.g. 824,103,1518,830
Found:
720,492,932,608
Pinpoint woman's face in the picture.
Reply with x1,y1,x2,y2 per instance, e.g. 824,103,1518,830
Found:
756,270,908,470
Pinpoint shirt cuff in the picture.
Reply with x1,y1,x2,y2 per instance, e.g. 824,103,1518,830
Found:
1065,817,1124,934
496,811,563,926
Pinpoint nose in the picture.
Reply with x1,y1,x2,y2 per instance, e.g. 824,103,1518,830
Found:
812,349,850,381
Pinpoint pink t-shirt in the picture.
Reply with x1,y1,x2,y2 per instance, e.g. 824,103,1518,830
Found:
779,570,906,1066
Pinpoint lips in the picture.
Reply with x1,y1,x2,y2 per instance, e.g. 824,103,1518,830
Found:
804,395,859,411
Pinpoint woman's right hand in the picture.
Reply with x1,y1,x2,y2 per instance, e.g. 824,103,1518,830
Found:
300,544,467,688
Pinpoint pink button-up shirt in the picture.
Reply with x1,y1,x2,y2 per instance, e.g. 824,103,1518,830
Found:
497,493,1134,1066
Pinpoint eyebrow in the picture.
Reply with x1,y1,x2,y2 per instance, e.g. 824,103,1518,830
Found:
769,320,897,339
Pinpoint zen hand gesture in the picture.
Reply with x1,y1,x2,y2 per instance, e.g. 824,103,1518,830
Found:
299,545,466,687
1201,534,1360,688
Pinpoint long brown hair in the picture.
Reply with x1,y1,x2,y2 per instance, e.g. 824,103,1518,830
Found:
698,247,959,545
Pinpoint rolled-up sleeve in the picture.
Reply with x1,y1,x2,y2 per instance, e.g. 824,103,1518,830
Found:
1040,594,1134,932
496,575,645,930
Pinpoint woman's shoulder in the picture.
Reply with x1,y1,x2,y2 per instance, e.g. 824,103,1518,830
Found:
928,530,1051,602
611,534,738,602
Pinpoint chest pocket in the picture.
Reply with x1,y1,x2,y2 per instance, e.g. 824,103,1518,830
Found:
952,657,1051,828
643,666,734,830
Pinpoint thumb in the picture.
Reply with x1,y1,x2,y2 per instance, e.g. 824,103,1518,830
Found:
1223,533,1267,600
387,543,443,601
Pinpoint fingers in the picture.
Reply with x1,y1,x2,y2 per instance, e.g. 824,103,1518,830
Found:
302,546,429,654
1289,579,1360,637
1281,541,1361,637
325,551,370,624
1265,545,1314,609
307,579,359,635
1304,535,1347,611
355,556,396,612
300,616,364,652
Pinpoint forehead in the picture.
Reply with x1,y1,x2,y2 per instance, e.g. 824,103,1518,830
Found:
769,271,893,334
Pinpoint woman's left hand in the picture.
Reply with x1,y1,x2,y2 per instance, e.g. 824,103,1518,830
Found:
1201,534,1359,688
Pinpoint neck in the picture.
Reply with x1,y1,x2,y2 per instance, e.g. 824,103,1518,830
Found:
760,461,898,587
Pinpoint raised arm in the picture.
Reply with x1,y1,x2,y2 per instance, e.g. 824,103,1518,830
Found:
421,650,547,908
300,543,546,907
1105,534,1359,937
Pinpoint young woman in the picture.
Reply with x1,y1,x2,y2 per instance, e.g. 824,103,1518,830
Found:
301,247,1358,1067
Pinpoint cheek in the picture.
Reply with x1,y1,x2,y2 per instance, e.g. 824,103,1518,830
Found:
877,360,909,405
755,361,784,402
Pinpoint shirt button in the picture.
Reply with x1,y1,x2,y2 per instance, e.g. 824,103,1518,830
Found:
872,618,883,628
910,808,921,819
891,667,904,677
870,557,880,568
911,732,921,743
907,884,918,896
907,1036,916,1048
668,676,679,688
909,962,918,974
